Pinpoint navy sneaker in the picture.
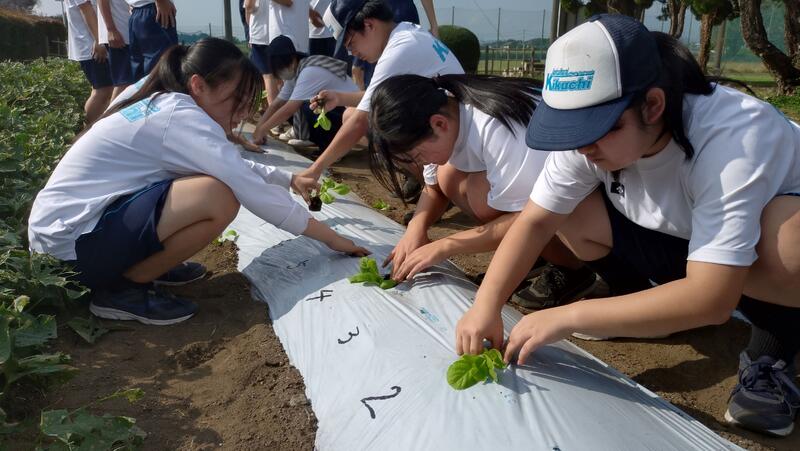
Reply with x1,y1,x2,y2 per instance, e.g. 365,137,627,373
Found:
89,285,198,325
725,351,800,437
153,262,207,286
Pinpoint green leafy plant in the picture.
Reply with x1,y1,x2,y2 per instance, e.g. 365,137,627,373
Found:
446,348,507,390
212,229,239,246
348,257,397,290
372,200,390,211
313,108,331,131
311,177,350,205
39,388,146,450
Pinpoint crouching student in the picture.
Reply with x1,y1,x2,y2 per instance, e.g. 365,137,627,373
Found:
368,74,591,297
28,38,369,326
251,35,357,150
456,14,800,437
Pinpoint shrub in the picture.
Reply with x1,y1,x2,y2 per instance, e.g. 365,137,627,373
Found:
438,25,481,74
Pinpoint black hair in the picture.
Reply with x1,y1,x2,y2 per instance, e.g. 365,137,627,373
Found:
88,38,262,133
348,0,395,33
635,32,715,159
367,74,540,201
270,52,299,77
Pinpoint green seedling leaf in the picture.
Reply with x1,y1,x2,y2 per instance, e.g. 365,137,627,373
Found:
447,349,507,390
14,313,57,348
331,183,350,195
67,316,109,344
314,108,332,131
349,257,396,289
372,200,390,211
319,191,335,204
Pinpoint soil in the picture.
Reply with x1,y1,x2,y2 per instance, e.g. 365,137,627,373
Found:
16,145,799,450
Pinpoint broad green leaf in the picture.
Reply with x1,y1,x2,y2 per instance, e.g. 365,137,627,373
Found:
332,184,350,195
447,350,505,390
319,192,335,204
379,279,397,290
484,348,506,369
372,200,390,211
14,313,57,348
447,358,481,390
67,317,109,345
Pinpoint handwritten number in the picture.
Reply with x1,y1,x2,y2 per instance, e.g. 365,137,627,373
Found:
305,289,333,302
337,326,360,344
286,259,309,269
360,386,402,419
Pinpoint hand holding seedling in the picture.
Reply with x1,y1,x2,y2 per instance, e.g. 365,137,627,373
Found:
291,174,320,203
384,229,430,279
310,90,340,112
447,349,507,390
456,302,505,357
391,240,448,281
308,177,351,210
503,307,573,365
349,257,398,289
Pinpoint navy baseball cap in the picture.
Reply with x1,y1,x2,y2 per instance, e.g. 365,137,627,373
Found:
526,14,661,151
324,0,368,56
268,35,307,58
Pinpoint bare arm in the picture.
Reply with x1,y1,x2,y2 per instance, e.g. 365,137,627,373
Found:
244,0,256,25
77,2,107,62
258,99,303,135
420,0,439,37
302,109,368,179
252,97,288,142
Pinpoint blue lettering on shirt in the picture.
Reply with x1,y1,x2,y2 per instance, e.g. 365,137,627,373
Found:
432,39,450,62
119,99,160,122
546,68,595,92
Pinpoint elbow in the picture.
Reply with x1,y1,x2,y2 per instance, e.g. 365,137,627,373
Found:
704,295,739,326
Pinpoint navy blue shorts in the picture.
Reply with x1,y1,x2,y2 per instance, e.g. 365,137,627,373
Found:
129,3,178,80
72,180,173,289
602,188,689,285
79,59,113,89
250,44,271,74
106,45,134,86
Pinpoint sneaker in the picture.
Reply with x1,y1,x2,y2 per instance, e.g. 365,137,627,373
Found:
153,262,207,286
725,351,800,437
287,138,316,147
510,264,596,310
279,128,296,141
90,286,198,325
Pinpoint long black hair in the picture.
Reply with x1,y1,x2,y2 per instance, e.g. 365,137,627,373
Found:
638,32,715,159
367,74,540,200
89,38,262,133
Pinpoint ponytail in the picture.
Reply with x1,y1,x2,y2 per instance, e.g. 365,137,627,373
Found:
367,74,539,200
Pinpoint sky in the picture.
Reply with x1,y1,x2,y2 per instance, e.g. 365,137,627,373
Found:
34,0,701,44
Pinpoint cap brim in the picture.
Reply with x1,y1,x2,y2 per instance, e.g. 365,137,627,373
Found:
526,93,634,151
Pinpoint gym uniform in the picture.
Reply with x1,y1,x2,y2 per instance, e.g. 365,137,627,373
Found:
126,0,178,80
248,0,271,74
269,0,311,53
66,0,113,88
309,0,335,56
98,0,134,86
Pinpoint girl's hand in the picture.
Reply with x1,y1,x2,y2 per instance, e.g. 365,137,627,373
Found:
290,174,320,203
310,90,340,112
327,235,371,257
384,229,430,274
455,302,504,356
297,165,323,185
503,307,574,365
391,240,446,281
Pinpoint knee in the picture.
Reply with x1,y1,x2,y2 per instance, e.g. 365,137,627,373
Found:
197,176,240,224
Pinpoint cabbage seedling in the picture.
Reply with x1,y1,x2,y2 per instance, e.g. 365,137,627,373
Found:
447,348,507,390
348,257,397,289
309,177,351,210
314,108,332,131
372,199,390,211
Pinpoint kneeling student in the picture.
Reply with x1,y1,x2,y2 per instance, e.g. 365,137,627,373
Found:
29,38,368,326
251,35,358,150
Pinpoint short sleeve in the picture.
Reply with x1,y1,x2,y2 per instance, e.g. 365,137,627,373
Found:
529,151,601,215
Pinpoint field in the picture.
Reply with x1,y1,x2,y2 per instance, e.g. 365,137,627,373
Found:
2,57,800,450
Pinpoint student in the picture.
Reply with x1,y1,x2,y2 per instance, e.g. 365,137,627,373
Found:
98,0,134,100
127,0,178,81
66,0,114,125
309,0,335,57
251,35,357,150
28,38,368,326
351,0,439,90
246,0,272,102
267,0,311,105
456,14,800,437
299,0,463,182
239,0,250,42
367,74,589,288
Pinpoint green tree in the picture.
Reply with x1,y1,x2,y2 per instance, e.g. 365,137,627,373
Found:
737,0,800,93
687,0,738,69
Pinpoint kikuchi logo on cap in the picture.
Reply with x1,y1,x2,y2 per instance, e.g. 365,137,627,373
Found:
546,68,595,92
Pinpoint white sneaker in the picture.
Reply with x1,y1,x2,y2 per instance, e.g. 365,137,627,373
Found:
270,125,283,136
279,128,296,141
288,138,316,147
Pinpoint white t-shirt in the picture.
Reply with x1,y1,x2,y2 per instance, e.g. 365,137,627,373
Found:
357,22,464,112
124,0,153,7
29,92,311,261
65,0,95,62
98,0,131,45
423,103,548,212
530,85,800,267
269,0,310,52
277,65,357,101
248,0,270,45
309,0,333,39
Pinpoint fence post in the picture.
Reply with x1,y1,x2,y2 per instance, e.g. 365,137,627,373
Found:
223,0,233,41
451,6,454,26
484,45,489,74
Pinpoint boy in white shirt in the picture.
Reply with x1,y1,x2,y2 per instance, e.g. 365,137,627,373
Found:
245,0,272,99
309,0,335,56
97,0,133,99
65,0,114,124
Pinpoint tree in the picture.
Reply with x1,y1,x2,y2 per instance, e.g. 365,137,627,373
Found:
687,0,737,69
665,0,689,36
738,0,800,93
785,0,800,65
0,0,38,12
